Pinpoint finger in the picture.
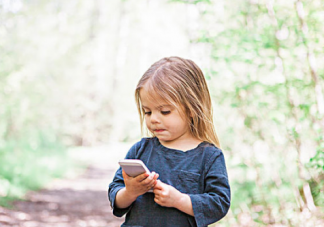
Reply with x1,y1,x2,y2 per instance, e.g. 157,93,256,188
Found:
122,169,130,179
153,173,159,181
148,179,155,187
154,192,160,199
141,172,156,185
154,180,163,190
149,181,156,189
134,172,149,182
149,172,157,180
153,187,162,195
152,173,159,186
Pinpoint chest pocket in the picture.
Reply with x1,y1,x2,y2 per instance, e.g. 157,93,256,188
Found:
176,170,200,194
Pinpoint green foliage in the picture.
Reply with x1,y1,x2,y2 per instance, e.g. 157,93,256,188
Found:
176,0,324,225
0,131,72,207
1,0,323,225
307,138,324,207
309,176,324,207
0,0,116,147
310,148,324,170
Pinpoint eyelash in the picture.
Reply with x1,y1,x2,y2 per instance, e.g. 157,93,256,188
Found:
144,111,171,115
161,111,170,115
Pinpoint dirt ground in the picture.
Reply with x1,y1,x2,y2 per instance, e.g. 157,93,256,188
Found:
2,143,323,227
0,143,131,227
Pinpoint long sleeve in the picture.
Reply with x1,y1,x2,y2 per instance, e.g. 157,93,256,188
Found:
108,142,139,217
108,137,231,227
189,152,231,227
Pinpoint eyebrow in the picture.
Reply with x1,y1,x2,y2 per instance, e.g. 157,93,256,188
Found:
142,104,172,109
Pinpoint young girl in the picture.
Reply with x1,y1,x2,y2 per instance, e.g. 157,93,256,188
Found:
108,56,231,227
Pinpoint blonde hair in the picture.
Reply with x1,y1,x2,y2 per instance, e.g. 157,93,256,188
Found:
135,56,220,148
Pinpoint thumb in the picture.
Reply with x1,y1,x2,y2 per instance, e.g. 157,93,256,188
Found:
122,169,131,180
154,179,163,189
122,169,127,178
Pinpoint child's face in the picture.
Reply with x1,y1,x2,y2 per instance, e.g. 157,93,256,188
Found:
140,86,194,147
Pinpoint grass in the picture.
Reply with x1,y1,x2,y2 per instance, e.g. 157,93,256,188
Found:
0,132,75,207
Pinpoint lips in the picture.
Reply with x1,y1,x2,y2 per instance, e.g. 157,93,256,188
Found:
154,129,165,133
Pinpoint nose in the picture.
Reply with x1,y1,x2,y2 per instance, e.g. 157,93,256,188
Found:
150,112,160,124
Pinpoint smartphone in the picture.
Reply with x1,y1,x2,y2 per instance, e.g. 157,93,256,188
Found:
118,159,150,177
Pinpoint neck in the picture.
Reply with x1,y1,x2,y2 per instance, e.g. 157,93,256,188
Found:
159,137,203,152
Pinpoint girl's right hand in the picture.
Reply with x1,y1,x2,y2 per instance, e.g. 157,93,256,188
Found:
122,169,159,198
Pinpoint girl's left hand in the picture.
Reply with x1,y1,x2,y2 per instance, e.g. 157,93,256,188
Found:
153,180,182,208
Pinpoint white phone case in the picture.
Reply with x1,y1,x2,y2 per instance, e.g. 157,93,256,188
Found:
118,159,150,177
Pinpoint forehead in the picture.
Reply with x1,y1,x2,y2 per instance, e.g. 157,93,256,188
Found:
138,87,188,118
139,87,170,108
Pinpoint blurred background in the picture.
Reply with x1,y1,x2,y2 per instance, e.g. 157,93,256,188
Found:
0,0,323,226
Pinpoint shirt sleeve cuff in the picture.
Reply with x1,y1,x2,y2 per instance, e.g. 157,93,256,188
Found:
109,186,133,217
189,194,206,227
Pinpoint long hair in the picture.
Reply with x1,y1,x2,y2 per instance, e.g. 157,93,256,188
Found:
135,56,220,148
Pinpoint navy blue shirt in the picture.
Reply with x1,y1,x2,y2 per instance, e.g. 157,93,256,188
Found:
108,137,231,227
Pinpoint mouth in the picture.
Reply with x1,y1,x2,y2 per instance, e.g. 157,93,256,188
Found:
154,129,165,133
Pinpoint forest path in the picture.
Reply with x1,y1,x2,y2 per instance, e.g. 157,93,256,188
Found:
0,143,130,227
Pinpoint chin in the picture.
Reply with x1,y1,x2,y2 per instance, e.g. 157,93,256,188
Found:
158,137,173,143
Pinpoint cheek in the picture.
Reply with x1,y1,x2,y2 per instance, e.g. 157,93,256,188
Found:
144,118,151,128
165,119,179,130
173,118,188,130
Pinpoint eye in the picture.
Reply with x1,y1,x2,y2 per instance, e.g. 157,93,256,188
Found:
144,111,151,115
161,111,171,115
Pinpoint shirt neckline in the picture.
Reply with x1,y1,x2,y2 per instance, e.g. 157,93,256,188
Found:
153,137,206,154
